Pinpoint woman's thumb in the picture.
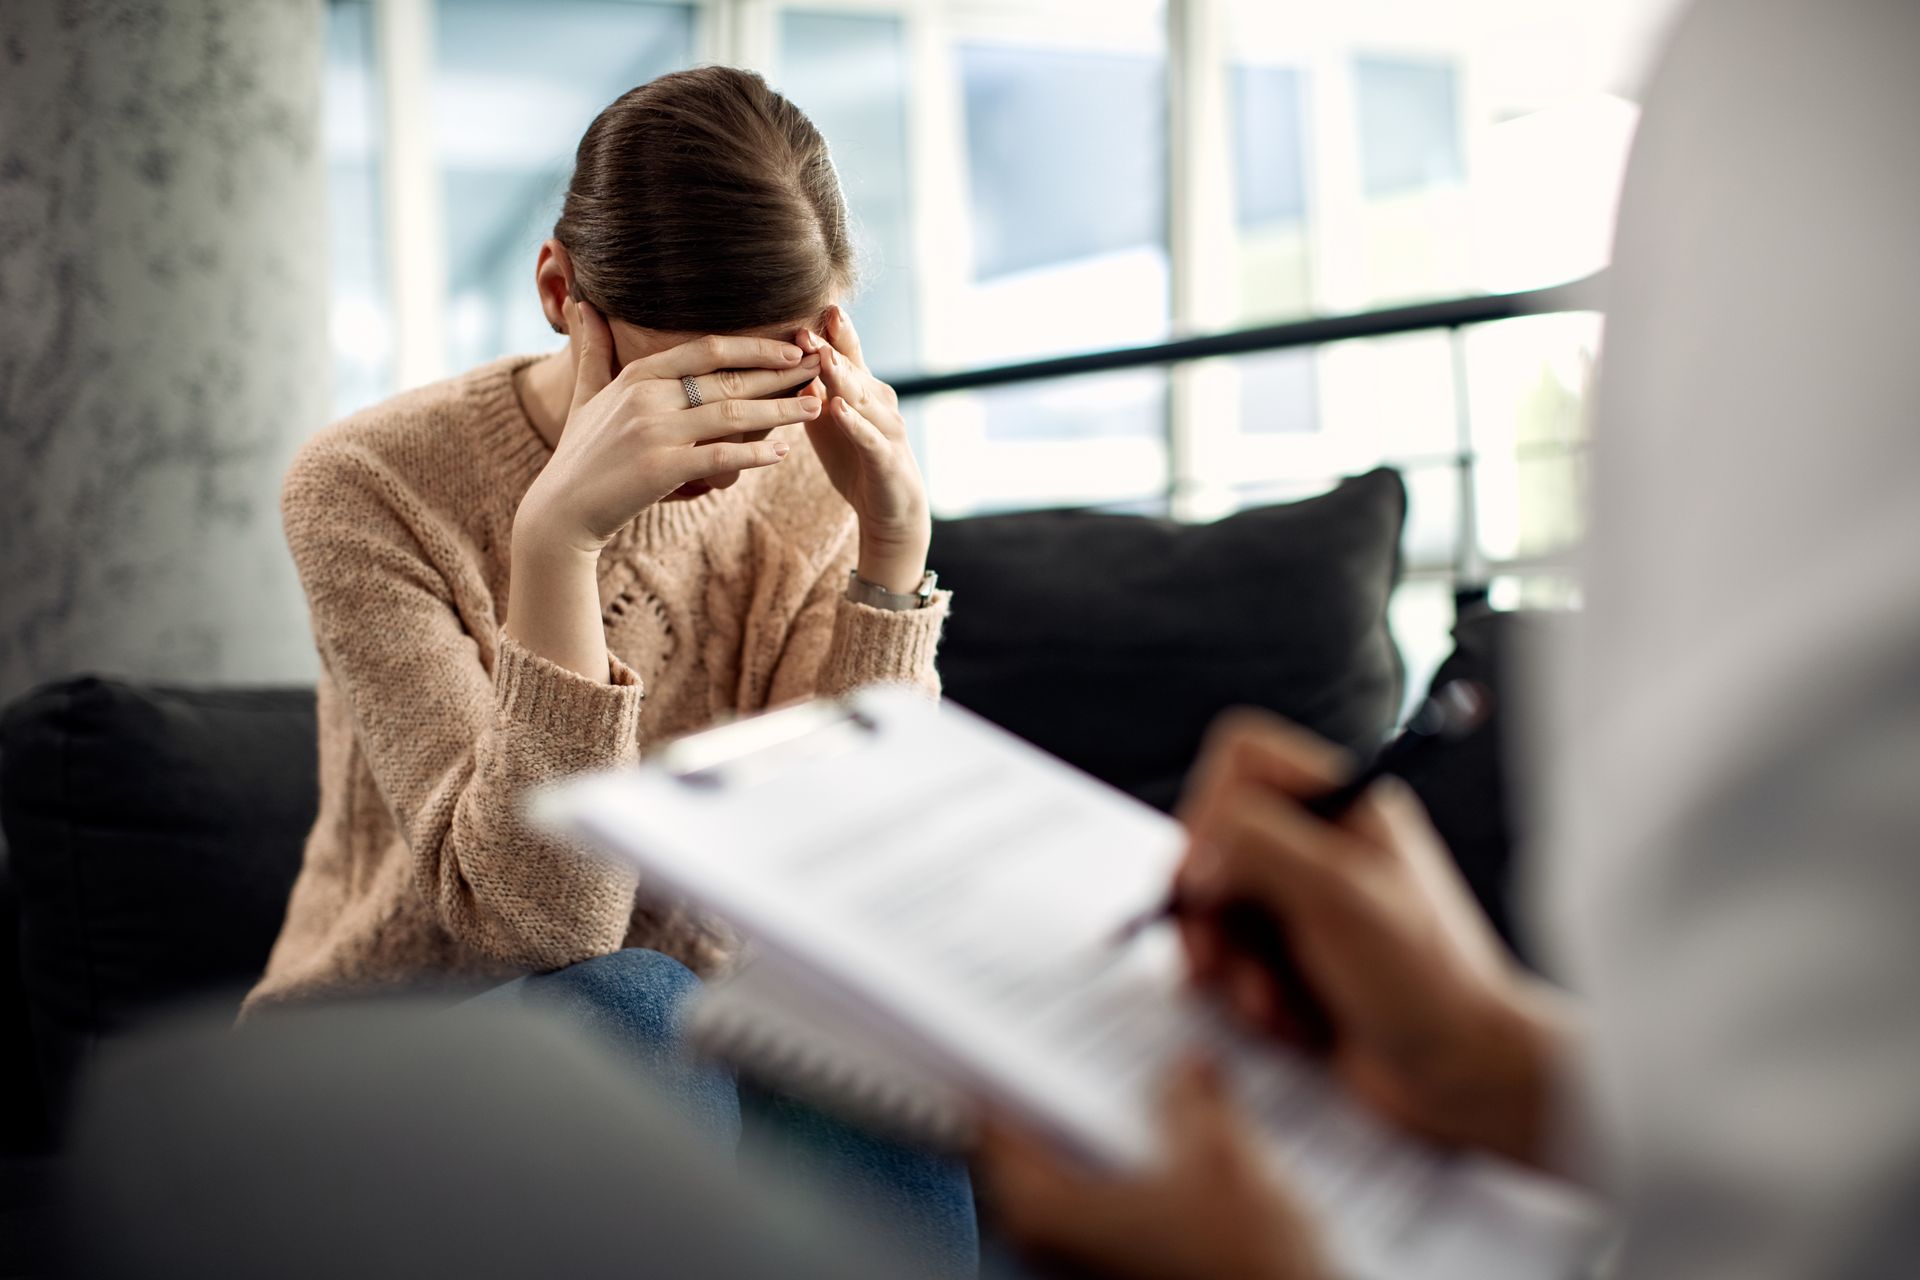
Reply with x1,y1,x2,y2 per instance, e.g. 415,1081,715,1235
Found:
569,297,615,406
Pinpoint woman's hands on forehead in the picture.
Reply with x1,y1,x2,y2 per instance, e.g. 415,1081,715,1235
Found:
516,299,931,602
795,305,932,595
516,298,824,554
508,299,849,684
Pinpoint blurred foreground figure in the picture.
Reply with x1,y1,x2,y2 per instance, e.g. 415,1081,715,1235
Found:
67,1001,903,1280
981,1,1920,1276
1543,0,1920,1275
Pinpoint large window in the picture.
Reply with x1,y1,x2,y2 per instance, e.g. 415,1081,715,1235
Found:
916,5,1173,512
324,0,1649,704
772,11,918,376
435,1,695,372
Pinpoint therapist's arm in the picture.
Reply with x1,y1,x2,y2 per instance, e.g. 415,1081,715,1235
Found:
978,716,1578,1280
1169,715,1579,1172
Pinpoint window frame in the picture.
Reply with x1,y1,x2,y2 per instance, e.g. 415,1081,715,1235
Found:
343,0,1600,594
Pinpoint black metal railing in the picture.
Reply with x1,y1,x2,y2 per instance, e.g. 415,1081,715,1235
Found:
883,272,1605,617
884,273,1603,400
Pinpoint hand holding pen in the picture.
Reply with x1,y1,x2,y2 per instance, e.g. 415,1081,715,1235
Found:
980,688,1578,1280
1110,684,1570,1169
1111,682,1489,1050
1113,681,1492,959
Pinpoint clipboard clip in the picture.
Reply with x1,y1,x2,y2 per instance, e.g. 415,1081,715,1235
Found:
657,698,878,790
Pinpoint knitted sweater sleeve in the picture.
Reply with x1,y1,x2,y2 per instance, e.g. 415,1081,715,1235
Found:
283,440,641,971
766,524,950,705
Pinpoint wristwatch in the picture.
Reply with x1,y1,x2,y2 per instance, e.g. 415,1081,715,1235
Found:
846,569,939,611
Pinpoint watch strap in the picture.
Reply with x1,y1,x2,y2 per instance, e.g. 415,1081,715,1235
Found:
846,569,938,611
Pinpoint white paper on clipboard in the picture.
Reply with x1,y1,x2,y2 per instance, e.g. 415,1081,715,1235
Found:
531,687,1602,1280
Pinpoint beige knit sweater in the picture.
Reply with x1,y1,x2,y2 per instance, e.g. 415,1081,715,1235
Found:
242,354,948,1014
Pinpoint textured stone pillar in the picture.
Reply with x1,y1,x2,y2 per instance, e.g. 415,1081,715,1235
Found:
0,0,329,704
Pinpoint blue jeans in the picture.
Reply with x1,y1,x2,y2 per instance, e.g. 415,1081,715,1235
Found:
475,948,979,1277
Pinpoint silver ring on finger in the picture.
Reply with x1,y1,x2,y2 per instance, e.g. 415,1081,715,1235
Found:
682,375,703,408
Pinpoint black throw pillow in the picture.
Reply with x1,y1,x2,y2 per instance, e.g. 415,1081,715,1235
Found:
928,467,1406,811
0,679,317,1123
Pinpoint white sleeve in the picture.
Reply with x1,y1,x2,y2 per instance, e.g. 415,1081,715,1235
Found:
1536,2,1920,1277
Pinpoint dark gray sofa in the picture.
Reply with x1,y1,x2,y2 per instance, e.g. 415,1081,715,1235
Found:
0,468,1534,1264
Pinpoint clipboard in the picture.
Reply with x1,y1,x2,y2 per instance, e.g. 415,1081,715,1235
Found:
533,688,1602,1280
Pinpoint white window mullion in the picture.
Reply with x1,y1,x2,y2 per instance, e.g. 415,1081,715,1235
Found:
696,0,734,64
904,1,972,368
905,1,986,514
1167,0,1235,520
375,0,447,389
699,0,772,70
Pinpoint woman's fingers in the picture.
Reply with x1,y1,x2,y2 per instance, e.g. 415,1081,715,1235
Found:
811,325,899,427
568,298,618,409
636,333,806,381
670,438,792,486
823,395,892,460
668,394,821,441
679,356,822,409
813,330,864,406
825,304,868,370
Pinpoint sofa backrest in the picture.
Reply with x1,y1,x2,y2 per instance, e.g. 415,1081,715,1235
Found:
0,468,1410,1135
929,467,1407,810
0,681,318,1125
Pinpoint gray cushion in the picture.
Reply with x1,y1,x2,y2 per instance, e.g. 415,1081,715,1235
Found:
0,680,317,1122
928,468,1407,810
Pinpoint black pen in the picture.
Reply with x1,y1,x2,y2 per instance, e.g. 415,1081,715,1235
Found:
1107,679,1493,1044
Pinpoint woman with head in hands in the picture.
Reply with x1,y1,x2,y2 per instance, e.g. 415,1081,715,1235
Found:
245,66,969,1270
